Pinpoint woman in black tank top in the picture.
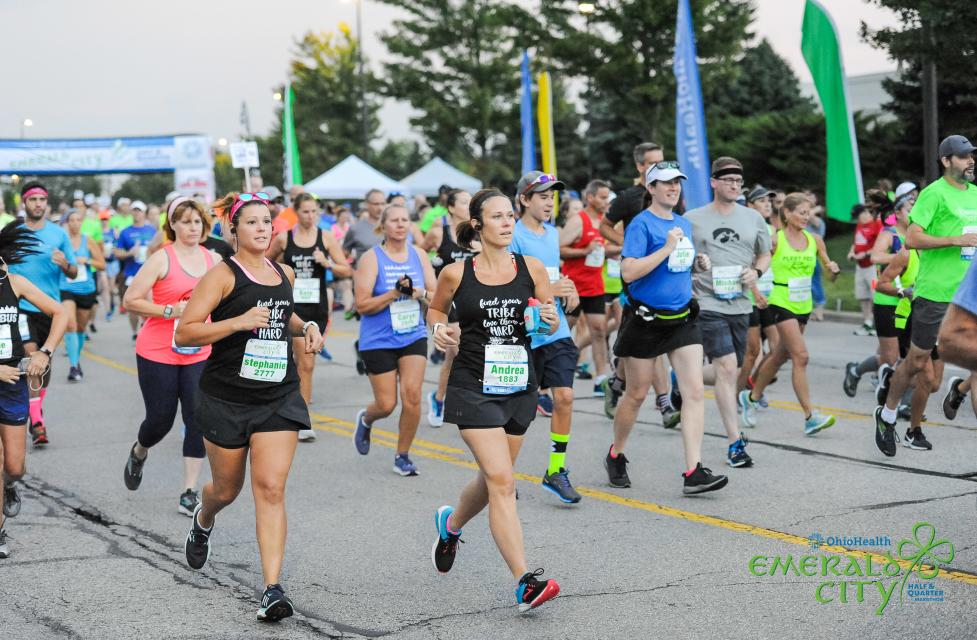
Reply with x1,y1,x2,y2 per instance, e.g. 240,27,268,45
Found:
176,192,324,621
269,193,350,425
425,189,562,611
421,190,477,426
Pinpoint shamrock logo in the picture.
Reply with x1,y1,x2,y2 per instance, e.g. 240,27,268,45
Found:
896,522,954,603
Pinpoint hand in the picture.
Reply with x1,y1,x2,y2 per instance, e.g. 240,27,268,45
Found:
957,234,977,248
27,351,49,377
740,267,757,287
312,247,329,267
173,301,188,319
411,287,427,301
754,291,769,309
539,300,559,327
827,261,841,280
51,249,68,269
303,325,324,353
846,249,855,261
696,254,712,271
665,227,684,251
586,240,602,253
235,306,271,331
395,275,414,297
553,277,577,299
76,256,89,266
0,364,19,385
432,323,460,352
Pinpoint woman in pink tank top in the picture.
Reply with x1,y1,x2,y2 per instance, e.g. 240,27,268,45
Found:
121,198,221,517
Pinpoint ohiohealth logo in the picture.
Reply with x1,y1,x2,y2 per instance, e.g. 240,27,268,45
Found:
751,522,954,616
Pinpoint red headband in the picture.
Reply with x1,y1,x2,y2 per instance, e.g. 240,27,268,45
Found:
22,187,48,199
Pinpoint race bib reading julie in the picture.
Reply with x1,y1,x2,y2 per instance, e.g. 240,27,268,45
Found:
483,344,529,395
788,276,813,303
712,265,743,299
667,237,694,273
293,278,320,304
240,339,287,382
390,299,421,334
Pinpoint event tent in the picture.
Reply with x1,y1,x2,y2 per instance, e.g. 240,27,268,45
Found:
303,154,406,199
401,157,482,196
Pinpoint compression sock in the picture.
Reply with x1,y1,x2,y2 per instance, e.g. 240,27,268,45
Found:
75,332,86,365
855,355,879,377
63,333,79,367
29,397,42,425
548,432,570,475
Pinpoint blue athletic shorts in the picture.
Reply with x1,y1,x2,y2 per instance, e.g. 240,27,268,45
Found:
0,375,29,425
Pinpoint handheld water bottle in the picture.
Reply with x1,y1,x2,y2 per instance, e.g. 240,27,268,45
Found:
524,298,551,337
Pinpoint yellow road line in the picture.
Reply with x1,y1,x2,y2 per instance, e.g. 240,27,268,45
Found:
82,350,137,375
310,412,466,455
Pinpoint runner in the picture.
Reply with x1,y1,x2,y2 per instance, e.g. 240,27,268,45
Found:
351,204,436,476
560,180,616,396
10,181,77,447
427,188,561,611
740,193,841,434
269,192,351,441
848,200,883,335
510,171,583,503
875,135,977,456
605,162,728,494
60,208,106,381
598,143,678,427
938,256,977,372
685,157,771,467
122,197,221,516
176,191,323,622
0,224,70,558
101,208,121,320
423,189,476,427
115,201,156,340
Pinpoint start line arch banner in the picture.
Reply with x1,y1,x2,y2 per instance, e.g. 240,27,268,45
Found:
0,135,216,201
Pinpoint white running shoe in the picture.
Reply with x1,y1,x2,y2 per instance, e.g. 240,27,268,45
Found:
298,429,317,442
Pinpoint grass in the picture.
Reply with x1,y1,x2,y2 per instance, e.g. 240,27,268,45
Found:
820,233,860,312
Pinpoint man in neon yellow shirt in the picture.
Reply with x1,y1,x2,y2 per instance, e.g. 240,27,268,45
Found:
417,184,452,234
876,134,977,456
110,197,134,233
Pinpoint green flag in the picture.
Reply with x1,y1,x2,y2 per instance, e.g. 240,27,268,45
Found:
283,83,302,192
801,0,863,222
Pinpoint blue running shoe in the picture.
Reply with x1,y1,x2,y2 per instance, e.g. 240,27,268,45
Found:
536,393,554,417
804,411,835,436
393,453,419,476
757,393,769,409
427,391,444,427
541,468,582,503
432,505,463,573
353,409,371,455
516,569,560,612
318,347,333,361
726,438,753,467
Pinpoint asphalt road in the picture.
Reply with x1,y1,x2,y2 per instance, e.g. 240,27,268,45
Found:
2,314,976,639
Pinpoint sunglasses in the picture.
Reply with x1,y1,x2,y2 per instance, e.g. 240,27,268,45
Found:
230,192,271,219
521,173,558,195
651,161,681,171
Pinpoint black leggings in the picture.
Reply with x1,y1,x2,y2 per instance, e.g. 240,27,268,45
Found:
136,356,206,458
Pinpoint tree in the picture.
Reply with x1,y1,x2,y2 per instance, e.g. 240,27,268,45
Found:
707,39,811,118
258,24,382,189
9,175,102,209
113,173,173,205
371,140,429,180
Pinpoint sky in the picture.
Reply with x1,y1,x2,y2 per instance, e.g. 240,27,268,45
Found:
0,0,900,145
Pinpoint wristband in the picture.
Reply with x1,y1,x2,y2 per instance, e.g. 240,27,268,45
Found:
432,322,446,337
754,268,763,279
301,320,316,335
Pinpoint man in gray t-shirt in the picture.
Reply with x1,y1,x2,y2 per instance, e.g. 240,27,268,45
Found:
683,157,771,469
343,188,386,265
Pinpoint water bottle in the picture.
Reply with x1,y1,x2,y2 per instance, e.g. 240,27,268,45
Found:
523,298,551,337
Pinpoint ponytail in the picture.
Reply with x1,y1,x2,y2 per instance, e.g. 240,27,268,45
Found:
455,219,479,249
0,224,41,268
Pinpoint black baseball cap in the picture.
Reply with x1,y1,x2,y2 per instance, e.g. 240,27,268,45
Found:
747,185,773,202
939,135,976,158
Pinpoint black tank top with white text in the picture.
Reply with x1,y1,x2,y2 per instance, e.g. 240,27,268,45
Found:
0,277,24,366
284,229,329,324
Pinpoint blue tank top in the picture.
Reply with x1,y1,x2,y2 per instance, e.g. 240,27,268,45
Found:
60,234,96,295
358,244,427,350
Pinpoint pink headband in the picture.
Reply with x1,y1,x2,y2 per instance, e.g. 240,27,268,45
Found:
167,196,191,224
229,193,270,223
22,187,48,199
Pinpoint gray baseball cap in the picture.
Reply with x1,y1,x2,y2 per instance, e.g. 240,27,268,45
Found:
516,171,565,196
938,135,976,158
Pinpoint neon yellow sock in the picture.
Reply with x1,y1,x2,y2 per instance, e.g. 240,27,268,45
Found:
548,432,570,475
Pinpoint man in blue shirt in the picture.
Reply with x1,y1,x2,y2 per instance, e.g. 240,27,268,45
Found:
509,171,582,503
115,201,156,340
937,260,977,419
12,181,77,447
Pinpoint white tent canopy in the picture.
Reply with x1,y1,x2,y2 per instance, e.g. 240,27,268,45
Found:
303,154,406,200
401,157,482,197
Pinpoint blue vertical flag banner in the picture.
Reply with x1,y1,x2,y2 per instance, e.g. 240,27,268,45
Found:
673,0,711,209
520,50,536,175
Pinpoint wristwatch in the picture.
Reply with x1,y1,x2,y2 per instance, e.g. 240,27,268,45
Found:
162,304,174,319
38,347,53,357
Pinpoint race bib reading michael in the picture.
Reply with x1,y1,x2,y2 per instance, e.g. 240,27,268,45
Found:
483,344,528,395
240,339,287,382
712,265,743,299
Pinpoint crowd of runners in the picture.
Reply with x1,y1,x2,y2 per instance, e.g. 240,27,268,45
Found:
0,133,975,623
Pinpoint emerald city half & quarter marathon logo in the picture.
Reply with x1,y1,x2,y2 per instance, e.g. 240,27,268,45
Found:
748,522,954,615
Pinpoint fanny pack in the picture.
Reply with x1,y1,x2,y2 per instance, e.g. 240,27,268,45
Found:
628,296,699,327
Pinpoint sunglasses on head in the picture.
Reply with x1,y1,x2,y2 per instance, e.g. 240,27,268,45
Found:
652,161,681,171
521,173,558,195
230,192,271,219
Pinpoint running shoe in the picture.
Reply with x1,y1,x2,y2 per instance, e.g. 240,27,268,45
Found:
393,453,419,476
874,406,897,457
185,504,212,570
601,375,623,419
738,389,758,428
541,468,582,504
3,482,21,518
875,363,894,406
592,375,607,398
318,347,333,362
842,362,859,398
0,529,8,559
682,463,728,495
904,428,933,451
515,569,560,612
427,391,445,427
105,309,114,322
803,411,835,436
29,421,48,447
942,376,966,421
430,348,445,365
661,405,681,430
604,446,630,488
123,442,146,491
536,393,554,418
726,438,753,468
669,369,682,412
67,366,81,383
854,323,876,336
257,583,294,622
353,409,371,455
896,404,913,422
576,363,593,380
432,505,463,574
756,393,769,409
298,429,317,442
344,309,359,321
178,489,200,517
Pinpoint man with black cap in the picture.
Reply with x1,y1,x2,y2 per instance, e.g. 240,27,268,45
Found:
740,184,780,399
875,134,977,456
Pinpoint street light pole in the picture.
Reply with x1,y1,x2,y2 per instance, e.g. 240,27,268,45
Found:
357,0,368,161
578,3,596,180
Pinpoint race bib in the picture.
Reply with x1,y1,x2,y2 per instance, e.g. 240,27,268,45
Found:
0,325,11,360
67,266,89,284
125,276,134,287
757,269,775,296
667,237,694,273
584,244,605,268
545,266,561,283
240,339,287,382
482,344,529,395
788,276,813,303
712,266,743,299
606,259,621,279
17,314,29,342
390,299,420,334
171,320,201,356
104,241,114,254
962,225,977,261
293,278,320,304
